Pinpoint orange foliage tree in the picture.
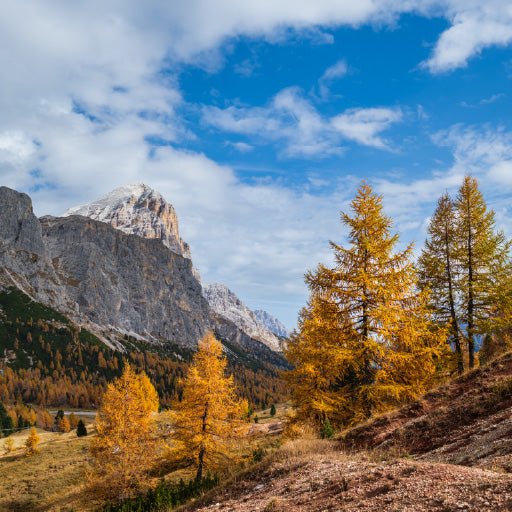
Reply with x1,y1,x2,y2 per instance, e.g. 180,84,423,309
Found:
286,182,447,427
169,332,248,482
25,427,40,456
89,363,159,498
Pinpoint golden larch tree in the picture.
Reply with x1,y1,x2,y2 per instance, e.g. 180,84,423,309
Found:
59,415,71,433
454,176,512,368
286,182,446,427
89,363,159,498
418,193,464,374
24,427,40,456
169,332,248,482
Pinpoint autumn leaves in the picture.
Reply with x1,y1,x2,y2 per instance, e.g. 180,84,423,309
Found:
89,333,248,498
285,176,512,429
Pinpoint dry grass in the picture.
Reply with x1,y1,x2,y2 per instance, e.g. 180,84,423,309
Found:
0,423,99,512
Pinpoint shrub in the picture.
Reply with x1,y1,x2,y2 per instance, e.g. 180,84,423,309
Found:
320,419,334,439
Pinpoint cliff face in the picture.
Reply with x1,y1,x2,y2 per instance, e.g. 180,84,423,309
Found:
203,283,283,352
0,186,209,346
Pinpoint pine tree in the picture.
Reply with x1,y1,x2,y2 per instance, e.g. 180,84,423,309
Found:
270,404,276,417
25,427,40,456
76,419,87,437
89,363,159,498
286,182,446,427
169,332,248,482
454,176,512,369
418,193,464,374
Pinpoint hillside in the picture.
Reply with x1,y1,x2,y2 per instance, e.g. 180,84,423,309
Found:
181,353,512,512
0,287,288,409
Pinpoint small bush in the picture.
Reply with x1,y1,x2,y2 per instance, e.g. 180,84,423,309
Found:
252,447,268,463
101,474,220,512
320,419,334,439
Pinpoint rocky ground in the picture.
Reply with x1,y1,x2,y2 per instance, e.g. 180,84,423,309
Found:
183,440,512,512
182,353,512,512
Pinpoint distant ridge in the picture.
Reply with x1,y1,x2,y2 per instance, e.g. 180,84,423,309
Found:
254,309,290,338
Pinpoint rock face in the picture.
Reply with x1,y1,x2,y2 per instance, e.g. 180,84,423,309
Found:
254,309,290,338
0,186,209,346
64,183,192,260
203,283,283,352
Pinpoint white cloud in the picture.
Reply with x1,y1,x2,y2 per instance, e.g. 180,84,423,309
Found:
331,107,403,148
372,124,512,246
424,1,512,73
321,60,348,81
202,88,402,155
2,1,512,327
226,141,255,153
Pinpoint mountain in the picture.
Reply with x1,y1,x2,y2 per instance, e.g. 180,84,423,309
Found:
202,283,284,352
64,182,191,260
253,309,290,338
0,186,209,346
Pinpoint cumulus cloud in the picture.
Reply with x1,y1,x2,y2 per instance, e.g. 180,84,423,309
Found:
202,87,402,155
331,108,403,148
2,1,512,326
423,1,512,73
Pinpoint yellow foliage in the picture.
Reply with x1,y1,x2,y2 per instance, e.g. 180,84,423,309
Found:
169,332,248,481
59,416,71,433
3,438,14,454
69,412,78,429
89,363,159,498
286,182,447,428
25,427,40,456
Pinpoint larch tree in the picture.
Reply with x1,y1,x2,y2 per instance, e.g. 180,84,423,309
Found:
169,332,248,482
89,363,159,498
418,193,464,374
454,176,512,369
24,427,40,456
286,182,446,427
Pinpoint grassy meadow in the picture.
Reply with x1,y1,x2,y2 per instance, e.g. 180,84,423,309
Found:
0,404,288,512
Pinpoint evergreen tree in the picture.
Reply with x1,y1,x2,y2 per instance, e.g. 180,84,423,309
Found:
454,176,512,368
76,419,87,437
170,332,248,482
418,193,464,374
286,182,446,427
270,404,276,417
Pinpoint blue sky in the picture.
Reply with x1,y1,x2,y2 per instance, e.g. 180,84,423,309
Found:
1,1,512,329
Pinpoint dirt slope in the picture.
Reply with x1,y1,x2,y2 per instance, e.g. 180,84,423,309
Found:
342,352,512,469
183,354,512,512
183,441,512,512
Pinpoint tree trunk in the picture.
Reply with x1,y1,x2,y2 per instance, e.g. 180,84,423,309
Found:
196,402,209,482
467,207,475,369
445,222,463,375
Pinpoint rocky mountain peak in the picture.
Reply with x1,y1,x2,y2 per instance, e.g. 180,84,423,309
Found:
254,309,290,338
202,283,284,352
63,183,191,259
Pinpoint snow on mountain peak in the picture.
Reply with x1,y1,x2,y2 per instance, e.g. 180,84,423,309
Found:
63,183,191,260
